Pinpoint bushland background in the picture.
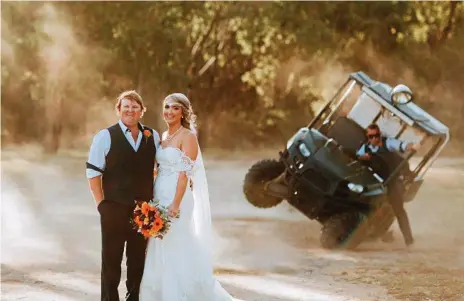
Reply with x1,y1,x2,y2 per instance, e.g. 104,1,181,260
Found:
2,1,463,154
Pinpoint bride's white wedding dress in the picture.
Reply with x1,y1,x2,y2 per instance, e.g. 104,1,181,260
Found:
139,146,235,301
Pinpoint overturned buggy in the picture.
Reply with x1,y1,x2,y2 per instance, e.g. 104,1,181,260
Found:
243,71,450,250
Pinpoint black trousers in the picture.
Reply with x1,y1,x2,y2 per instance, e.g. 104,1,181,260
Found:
387,181,414,245
98,200,147,301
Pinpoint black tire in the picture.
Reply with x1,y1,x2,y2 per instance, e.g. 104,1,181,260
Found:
319,212,367,250
243,159,285,208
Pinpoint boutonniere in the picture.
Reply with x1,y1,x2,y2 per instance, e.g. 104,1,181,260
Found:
143,129,152,144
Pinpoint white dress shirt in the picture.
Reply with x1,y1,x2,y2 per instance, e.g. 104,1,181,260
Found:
86,120,160,179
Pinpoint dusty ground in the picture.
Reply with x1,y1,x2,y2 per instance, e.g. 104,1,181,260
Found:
1,146,464,301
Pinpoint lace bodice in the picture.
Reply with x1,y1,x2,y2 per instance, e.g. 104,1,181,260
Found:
156,146,197,178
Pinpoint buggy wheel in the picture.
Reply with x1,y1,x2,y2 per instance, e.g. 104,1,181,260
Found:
319,212,368,250
243,159,285,208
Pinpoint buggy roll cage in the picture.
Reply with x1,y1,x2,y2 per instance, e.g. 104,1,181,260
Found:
307,71,450,183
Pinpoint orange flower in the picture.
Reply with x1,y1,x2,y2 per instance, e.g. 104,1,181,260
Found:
151,217,164,232
141,229,150,238
143,129,152,138
141,202,150,215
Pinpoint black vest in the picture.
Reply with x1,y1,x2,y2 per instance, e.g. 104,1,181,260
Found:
102,123,156,205
363,137,389,154
362,137,407,180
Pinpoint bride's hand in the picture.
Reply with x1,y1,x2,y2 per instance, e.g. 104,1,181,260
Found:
168,203,180,218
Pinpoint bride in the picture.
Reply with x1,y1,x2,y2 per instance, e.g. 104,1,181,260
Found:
139,93,236,301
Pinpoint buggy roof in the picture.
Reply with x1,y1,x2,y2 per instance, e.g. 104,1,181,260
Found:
349,72,449,137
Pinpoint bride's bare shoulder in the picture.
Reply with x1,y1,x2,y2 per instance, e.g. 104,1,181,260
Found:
180,129,199,157
182,128,197,138
178,127,195,139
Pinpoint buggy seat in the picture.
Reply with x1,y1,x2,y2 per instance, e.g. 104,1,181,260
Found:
325,117,366,158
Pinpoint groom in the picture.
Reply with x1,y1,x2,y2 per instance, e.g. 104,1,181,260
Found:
86,90,160,301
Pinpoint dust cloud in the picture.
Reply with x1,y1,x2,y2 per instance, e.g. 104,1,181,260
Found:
1,21,14,63
2,2,116,149
273,54,353,117
0,2,112,265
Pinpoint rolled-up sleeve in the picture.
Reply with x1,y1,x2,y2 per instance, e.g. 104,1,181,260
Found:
386,137,408,153
86,129,111,179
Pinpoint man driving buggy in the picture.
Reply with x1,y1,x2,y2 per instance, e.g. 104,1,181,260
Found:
356,123,420,247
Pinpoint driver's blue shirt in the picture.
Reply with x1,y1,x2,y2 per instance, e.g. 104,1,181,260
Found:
356,137,408,156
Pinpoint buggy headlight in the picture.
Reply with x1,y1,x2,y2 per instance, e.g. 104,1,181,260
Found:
286,128,309,149
347,183,364,193
298,143,311,157
391,84,413,105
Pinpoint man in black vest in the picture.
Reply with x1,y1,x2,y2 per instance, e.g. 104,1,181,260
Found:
86,90,160,301
356,123,420,247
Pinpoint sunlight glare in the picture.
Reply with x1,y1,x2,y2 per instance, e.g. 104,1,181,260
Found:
219,274,347,301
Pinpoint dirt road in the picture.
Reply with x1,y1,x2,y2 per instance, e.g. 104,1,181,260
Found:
1,148,463,301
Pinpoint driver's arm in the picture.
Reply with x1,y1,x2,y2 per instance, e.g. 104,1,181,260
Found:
356,144,371,160
386,138,420,153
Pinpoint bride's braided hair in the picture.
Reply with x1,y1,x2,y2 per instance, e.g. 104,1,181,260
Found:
163,93,197,133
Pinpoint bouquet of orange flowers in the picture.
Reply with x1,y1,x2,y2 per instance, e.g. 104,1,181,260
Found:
131,200,174,239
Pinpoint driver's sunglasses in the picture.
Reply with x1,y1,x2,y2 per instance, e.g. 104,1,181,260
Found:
367,133,380,140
